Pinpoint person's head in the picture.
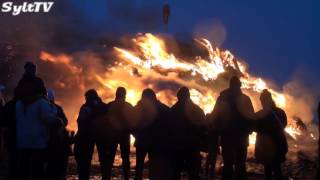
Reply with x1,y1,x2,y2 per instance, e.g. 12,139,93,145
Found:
115,87,126,101
141,88,157,101
229,76,242,91
24,61,37,77
47,89,55,103
177,86,190,102
260,89,276,110
85,89,100,105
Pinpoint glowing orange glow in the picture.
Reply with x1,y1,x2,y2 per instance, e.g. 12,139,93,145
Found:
39,33,304,143
285,126,302,140
249,132,257,145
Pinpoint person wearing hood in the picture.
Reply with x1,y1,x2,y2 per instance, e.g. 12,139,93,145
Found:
46,89,70,180
254,89,288,180
133,89,157,180
170,87,205,180
15,80,57,180
74,89,110,180
212,76,255,180
14,62,47,99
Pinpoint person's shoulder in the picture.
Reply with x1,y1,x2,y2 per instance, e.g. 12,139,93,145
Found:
54,104,64,111
189,100,201,109
135,100,143,107
37,97,49,104
34,76,44,82
125,101,134,107
80,103,90,111
102,101,108,106
32,98,52,110
255,109,266,119
170,102,178,109
38,98,56,109
275,107,286,116
239,93,252,103
218,88,231,100
158,101,170,110
239,91,250,99
220,88,229,96
107,100,115,106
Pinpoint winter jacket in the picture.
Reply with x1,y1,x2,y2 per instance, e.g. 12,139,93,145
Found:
254,107,288,164
16,98,57,149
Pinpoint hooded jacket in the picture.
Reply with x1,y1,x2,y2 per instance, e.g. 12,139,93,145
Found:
16,98,57,149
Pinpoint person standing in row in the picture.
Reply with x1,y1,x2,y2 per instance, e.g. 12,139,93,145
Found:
47,89,70,180
15,80,57,180
107,87,134,180
254,89,288,180
74,89,110,180
135,88,173,180
133,89,158,180
171,87,205,180
212,76,255,180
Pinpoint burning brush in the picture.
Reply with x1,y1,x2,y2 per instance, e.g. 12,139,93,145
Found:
39,33,316,147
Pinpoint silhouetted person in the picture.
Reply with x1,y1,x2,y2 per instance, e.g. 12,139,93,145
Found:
0,85,6,157
317,101,320,180
254,90,288,180
212,76,254,180
107,87,134,180
74,89,110,180
46,89,70,180
0,85,6,120
147,89,174,180
2,98,18,180
133,89,157,180
14,62,47,99
2,62,49,180
133,88,173,180
204,112,220,179
171,87,205,180
15,86,57,180
0,84,5,107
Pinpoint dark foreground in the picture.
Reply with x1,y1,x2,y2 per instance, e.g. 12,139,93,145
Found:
0,135,319,180
0,142,318,180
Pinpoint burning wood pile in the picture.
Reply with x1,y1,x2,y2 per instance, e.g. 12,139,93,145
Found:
39,33,314,141
30,33,318,178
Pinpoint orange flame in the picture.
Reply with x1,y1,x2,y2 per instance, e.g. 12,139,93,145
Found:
40,33,302,143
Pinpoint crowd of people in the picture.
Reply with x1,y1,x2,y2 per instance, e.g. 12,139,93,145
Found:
0,61,304,180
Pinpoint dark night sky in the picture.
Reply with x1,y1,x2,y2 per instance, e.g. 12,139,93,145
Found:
68,0,319,90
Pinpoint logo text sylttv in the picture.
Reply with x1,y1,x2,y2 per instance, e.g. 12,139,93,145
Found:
1,1,54,16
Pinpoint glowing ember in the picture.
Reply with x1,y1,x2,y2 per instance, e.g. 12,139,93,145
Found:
39,33,305,144
285,126,302,140
130,134,136,146
249,132,257,145
310,133,316,140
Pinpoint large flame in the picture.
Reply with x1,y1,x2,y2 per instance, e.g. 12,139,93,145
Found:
40,33,304,144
